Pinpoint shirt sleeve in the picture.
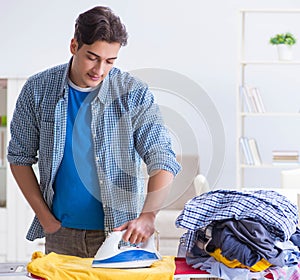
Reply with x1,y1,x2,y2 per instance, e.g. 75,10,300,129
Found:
7,79,39,166
129,84,181,177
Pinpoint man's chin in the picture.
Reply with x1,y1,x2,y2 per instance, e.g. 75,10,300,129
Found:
86,75,104,87
85,79,103,88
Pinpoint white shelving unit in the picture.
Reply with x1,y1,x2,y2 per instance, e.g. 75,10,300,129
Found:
0,78,44,262
237,9,300,188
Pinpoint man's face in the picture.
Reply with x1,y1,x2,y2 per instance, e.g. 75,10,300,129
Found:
69,39,121,88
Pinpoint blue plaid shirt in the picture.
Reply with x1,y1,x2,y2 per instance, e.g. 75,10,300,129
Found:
7,60,181,241
176,189,299,252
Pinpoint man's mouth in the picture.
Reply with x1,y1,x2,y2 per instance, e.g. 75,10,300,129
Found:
88,73,100,81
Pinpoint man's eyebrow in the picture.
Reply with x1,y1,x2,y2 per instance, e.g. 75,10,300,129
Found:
87,50,118,60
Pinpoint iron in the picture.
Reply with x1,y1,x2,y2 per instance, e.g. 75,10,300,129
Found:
92,231,162,268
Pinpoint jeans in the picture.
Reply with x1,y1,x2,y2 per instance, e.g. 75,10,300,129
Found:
45,227,105,258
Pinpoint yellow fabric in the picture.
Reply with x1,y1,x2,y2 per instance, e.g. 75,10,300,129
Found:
210,248,272,272
27,251,175,280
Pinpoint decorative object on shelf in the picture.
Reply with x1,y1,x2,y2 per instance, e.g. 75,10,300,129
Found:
269,32,296,61
272,150,299,164
0,115,7,127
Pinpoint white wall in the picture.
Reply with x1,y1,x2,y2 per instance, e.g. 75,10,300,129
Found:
1,0,300,188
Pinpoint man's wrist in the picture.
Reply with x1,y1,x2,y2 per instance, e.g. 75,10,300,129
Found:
140,211,156,220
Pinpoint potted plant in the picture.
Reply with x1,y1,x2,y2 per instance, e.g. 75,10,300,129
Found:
269,32,296,60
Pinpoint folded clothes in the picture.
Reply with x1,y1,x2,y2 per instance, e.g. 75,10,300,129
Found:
176,189,299,252
207,219,279,268
177,189,300,276
187,218,300,270
210,248,272,272
186,219,273,272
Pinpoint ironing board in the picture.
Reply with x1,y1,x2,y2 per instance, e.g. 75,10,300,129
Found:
27,257,275,280
27,259,219,280
174,258,219,279
173,258,274,280
27,261,217,280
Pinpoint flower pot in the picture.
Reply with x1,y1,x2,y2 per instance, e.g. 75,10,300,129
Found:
276,44,293,61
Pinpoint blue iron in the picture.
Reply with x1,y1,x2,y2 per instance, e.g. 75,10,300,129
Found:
92,231,162,268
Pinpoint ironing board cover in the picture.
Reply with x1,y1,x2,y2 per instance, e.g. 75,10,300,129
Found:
174,257,211,275
27,252,277,279
27,251,175,280
174,258,274,279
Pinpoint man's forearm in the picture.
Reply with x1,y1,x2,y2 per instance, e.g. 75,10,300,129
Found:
9,164,59,232
142,169,174,215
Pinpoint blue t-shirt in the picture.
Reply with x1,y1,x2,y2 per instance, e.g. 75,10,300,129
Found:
52,81,104,230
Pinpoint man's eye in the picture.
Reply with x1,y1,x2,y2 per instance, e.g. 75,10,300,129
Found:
88,56,97,61
106,60,113,65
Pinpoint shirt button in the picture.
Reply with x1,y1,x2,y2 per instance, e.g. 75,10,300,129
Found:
99,180,104,184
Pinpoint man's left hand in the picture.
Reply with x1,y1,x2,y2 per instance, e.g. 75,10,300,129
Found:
113,212,156,244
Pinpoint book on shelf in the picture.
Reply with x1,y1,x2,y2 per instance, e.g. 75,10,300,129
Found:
272,150,299,164
272,150,299,157
239,137,262,165
248,138,262,165
239,85,266,113
252,87,266,113
240,137,253,165
273,156,299,161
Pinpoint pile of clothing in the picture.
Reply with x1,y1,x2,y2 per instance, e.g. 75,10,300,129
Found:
175,189,300,280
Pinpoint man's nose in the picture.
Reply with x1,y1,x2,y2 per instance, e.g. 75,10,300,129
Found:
94,61,106,76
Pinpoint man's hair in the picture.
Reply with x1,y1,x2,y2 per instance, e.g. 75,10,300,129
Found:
74,6,128,49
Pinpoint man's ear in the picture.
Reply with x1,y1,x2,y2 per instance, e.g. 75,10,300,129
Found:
70,38,78,55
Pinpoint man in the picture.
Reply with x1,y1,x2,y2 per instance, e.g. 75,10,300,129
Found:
7,6,180,258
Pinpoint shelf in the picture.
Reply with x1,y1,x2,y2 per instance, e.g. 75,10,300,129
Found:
240,112,300,117
241,61,300,65
240,9,300,13
0,77,52,261
237,9,300,189
240,163,300,169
